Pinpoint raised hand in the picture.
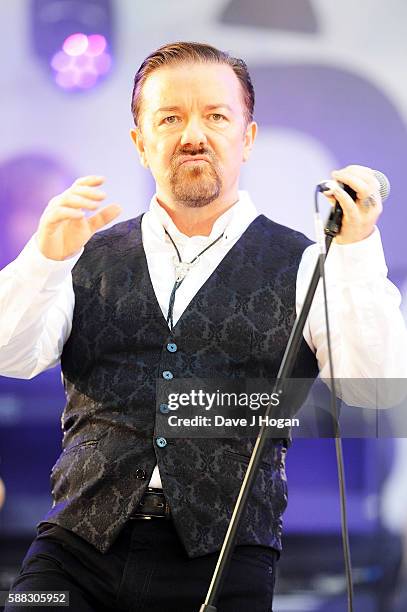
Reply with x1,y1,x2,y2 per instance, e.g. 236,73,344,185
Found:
37,175,122,260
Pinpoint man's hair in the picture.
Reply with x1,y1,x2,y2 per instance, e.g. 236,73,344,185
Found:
131,41,255,128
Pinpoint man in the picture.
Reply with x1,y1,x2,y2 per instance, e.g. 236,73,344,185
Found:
0,42,406,612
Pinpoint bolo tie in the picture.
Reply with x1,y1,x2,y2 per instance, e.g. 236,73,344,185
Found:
164,228,225,331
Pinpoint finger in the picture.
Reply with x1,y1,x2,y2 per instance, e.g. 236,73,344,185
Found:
73,175,106,187
88,203,122,233
319,181,345,209
331,170,372,200
45,206,85,225
70,186,107,201
344,165,380,191
344,164,374,179
335,165,378,194
322,193,337,206
328,184,360,220
58,194,101,210
333,166,381,195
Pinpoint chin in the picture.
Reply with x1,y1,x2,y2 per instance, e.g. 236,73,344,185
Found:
175,188,221,208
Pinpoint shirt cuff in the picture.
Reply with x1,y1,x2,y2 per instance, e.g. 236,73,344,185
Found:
12,234,83,289
325,227,387,283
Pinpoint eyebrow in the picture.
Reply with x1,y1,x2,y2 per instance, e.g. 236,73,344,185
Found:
205,104,233,112
154,104,234,114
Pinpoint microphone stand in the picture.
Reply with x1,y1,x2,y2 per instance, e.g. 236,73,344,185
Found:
199,199,348,612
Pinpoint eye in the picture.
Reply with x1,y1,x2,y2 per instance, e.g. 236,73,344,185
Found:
162,115,180,124
210,113,227,122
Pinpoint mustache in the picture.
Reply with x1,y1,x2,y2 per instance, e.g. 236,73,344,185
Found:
172,148,216,163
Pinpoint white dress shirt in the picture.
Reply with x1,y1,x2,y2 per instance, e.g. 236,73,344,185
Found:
0,190,406,488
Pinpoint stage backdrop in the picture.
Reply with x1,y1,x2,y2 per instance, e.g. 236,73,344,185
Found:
0,0,406,551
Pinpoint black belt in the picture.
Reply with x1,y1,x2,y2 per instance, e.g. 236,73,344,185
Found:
129,487,171,520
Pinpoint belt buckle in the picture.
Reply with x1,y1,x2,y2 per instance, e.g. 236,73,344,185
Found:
130,488,170,520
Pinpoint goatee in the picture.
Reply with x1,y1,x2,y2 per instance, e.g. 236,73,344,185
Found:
169,149,222,208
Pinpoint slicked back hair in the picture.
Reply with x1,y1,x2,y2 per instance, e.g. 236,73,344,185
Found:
131,41,255,128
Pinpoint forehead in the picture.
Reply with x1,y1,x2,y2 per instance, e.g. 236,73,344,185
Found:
141,62,245,114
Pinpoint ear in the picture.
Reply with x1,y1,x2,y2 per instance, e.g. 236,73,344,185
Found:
130,128,149,168
242,121,257,162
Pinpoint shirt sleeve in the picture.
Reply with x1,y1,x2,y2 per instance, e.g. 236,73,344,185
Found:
0,236,82,379
296,228,407,405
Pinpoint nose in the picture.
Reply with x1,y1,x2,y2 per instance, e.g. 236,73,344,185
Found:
180,116,207,148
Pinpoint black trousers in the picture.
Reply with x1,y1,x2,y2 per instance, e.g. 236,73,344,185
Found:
5,519,278,612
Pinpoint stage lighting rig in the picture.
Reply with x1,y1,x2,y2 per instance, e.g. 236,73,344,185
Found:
31,0,114,91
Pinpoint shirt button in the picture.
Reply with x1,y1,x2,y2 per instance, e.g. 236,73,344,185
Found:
162,370,173,380
159,403,170,414
156,437,167,448
167,342,178,353
135,468,146,479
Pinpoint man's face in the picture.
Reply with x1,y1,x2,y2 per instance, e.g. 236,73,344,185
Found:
131,62,257,208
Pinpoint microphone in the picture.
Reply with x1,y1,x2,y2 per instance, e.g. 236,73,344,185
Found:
318,169,391,203
315,170,391,243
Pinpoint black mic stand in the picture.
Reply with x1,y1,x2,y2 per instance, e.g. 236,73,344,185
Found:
199,198,349,612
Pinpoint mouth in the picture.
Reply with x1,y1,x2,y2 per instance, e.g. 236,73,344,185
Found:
179,156,210,166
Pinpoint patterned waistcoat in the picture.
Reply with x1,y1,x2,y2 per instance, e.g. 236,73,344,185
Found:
41,214,319,557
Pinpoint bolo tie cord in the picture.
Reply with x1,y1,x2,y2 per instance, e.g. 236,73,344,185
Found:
164,228,225,331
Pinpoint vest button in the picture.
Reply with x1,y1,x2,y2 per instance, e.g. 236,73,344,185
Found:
156,437,167,448
162,370,174,380
159,403,170,414
135,468,146,479
166,342,178,353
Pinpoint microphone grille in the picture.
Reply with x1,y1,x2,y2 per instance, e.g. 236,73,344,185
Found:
373,170,391,202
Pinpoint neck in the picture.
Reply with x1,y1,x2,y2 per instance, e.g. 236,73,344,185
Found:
156,192,239,237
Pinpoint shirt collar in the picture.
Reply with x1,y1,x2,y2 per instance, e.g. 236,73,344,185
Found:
146,190,258,244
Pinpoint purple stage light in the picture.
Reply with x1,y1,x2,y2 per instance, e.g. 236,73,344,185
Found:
75,54,92,70
31,0,114,91
55,70,77,89
77,72,98,89
94,51,112,75
87,34,107,56
51,33,111,91
63,32,88,56
50,50,71,71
